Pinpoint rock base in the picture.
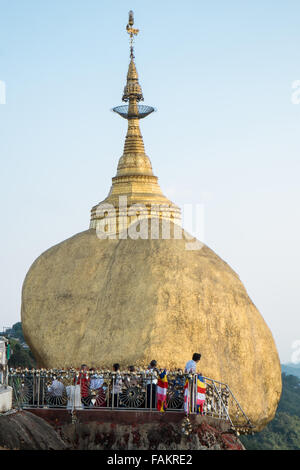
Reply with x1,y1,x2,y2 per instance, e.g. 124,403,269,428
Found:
28,409,245,450
0,410,66,450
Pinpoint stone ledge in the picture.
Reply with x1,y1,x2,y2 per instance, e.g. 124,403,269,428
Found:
26,409,243,450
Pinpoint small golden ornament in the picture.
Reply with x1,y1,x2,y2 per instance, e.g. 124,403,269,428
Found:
181,416,193,436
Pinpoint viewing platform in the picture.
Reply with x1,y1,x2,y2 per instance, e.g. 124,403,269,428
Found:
7,368,253,436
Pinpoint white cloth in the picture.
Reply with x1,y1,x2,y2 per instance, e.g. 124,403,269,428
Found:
146,368,158,385
47,379,65,397
90,375,104,389
111,374,123,394
184,360,197,373
66,384,83,409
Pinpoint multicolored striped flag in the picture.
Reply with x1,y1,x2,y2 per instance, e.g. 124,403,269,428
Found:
184,378,190,414
196,375,206,414
156,370,168,412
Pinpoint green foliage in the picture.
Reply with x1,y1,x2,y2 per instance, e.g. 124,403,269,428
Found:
1,322,25,343
1,321,37,368
281,364,300,379
240,373,300,450
8,322,25,342
278,374,300,417
7,338,36,369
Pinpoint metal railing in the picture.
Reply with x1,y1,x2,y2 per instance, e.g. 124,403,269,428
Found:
7,368,253,434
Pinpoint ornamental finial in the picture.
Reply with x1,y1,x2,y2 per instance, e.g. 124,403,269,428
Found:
112,12,155,118
126,10,139,58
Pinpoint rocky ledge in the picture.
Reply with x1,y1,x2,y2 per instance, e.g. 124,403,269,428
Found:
0,410,66,450
0,410,244,450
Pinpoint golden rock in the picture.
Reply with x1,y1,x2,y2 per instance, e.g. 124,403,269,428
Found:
21,224,281,429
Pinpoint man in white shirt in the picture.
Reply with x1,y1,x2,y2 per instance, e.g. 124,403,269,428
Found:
184,353,202,413
184,353,201,373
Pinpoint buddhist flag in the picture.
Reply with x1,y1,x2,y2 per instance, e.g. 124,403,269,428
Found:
184,378,190,414
196,375,206,414
156,370,168,412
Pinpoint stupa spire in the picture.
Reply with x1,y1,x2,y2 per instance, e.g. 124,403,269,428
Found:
123,11,143,103
113,11,155,176
90,11,181,233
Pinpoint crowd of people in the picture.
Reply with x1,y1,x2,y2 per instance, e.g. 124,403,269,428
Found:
47,353,202,410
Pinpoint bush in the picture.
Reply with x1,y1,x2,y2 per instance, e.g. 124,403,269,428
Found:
7,339,36,369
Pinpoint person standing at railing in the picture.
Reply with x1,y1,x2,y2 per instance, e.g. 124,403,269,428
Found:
124,365,138,388
184,353,201,413
89,368,106,407
111,363,123,408
184,353,201,373
47,376,65,406
146,360,158,409
90,368,104,389
74,364,91,407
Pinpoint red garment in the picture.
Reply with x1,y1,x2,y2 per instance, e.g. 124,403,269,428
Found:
197,401,204,415
95,389,107,407
74,373,90,398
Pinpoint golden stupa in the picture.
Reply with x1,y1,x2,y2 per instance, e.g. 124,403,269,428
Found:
21,12,281,430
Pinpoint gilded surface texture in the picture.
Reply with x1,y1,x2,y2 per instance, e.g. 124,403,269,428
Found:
21,225,281,430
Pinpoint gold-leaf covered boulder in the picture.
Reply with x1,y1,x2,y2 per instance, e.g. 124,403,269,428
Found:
21,225,281,430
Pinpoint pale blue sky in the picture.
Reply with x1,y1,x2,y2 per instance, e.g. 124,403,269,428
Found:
0,0,299,362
